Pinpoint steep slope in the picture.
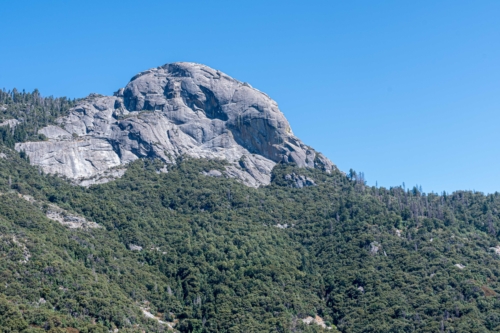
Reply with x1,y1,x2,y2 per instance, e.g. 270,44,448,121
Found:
0,146,336,333
15,63,334,186
2,142,500,332
4,74,500,333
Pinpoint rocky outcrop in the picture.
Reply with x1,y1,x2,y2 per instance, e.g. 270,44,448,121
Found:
128,244,143,251
284,173,316,188
302,315,331,330
16,62,335,186
0,119,19,128
18,193,100,229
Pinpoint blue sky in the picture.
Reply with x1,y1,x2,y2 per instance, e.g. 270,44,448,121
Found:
1,0,499,193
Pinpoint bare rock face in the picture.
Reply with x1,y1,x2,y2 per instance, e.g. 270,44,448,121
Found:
0,119,19,128
284,173,316,188
16,62,334,186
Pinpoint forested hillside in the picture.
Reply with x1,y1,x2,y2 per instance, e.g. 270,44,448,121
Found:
1,91,500,332
0,88,76,147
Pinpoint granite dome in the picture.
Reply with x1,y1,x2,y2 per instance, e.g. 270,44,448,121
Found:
16,62,335,186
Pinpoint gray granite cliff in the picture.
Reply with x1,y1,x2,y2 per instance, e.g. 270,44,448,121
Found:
16,62,335,186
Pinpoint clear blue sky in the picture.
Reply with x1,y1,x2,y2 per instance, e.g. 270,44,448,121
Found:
1,0,499,193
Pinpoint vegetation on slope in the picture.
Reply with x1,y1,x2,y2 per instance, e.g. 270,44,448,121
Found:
1,91,500,332
0,148,333,332
0,88,76,147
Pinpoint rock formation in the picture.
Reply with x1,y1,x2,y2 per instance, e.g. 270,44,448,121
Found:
16,62,334,186
0,119,19,128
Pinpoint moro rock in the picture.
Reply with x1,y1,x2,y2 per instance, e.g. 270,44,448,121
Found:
16,62,334,186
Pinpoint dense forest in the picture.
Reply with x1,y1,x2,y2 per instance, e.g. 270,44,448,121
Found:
1,91,500,332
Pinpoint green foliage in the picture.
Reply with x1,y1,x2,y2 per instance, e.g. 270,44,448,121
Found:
1,91,500,332
0,149,335,332
0,88,76,146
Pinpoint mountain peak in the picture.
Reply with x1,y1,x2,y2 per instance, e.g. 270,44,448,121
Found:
16,63,335,186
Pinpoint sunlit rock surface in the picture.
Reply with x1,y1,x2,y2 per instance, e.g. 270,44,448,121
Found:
17,62,334,186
